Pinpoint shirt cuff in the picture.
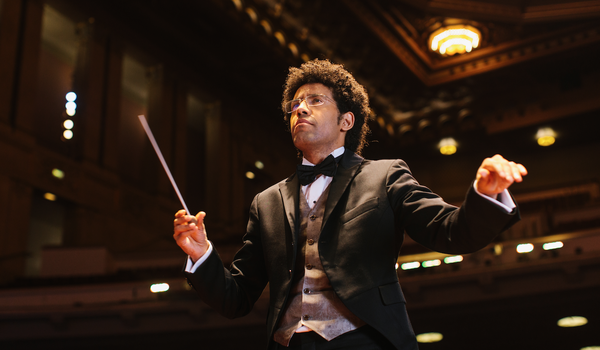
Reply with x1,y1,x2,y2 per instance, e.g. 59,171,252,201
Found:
184,241,213,273
473,183,516,213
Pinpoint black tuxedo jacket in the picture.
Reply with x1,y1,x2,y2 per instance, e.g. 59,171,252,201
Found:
185,151,520,349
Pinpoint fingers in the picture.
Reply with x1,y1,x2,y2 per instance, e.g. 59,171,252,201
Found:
476,154,527,195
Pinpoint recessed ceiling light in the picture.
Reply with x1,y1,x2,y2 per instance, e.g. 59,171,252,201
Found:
516,243,534,253
417,332,443,343
558,316,588,327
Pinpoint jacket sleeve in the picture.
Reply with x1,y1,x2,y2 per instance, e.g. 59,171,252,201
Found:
386,159,520,254
183,193,269,319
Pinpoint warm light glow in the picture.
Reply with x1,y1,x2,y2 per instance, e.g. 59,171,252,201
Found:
150,283,170,293
536,127,556,146
516,243,534,253
439,137,457,155
581,347,600,350
288,43,299,57
52,168,65,179
274,31,285,46
44,193,57,201
422,259,441,268
245,171,255,179
65,101,77,110
543,241,564,250
395,263,399,270
401,261,420,270
444,255,463,264
558,316,588,328
63,119,74,129
416,332,443,343
430,26,480,56
65,92,77,102
66,108,76,116
494,244,503,255
63,130,73,140
255,160,264,169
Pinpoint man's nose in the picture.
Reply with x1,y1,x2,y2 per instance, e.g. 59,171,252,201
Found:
295,99,311,115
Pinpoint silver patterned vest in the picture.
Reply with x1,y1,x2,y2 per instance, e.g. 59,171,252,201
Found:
273,184,365,346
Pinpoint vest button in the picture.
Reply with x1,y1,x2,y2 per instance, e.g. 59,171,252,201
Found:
303,288,310,294
309,215,316,221
306,264,313,270
303,315,310,320
307,239,315,245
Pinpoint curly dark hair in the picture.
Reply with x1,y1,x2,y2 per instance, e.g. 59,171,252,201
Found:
282,59,371,155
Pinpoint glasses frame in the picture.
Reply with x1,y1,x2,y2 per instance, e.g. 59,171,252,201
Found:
284,94,336,114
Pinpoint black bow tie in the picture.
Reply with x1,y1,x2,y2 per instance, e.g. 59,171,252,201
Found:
296,154,340,186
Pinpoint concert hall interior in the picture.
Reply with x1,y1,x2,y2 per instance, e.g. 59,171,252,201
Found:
1,0,599,349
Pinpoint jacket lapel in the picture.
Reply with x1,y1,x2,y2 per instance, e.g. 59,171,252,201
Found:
279,174,300,249
322,151,364,229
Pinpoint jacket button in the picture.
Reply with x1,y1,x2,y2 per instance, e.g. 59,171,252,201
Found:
309,215,316,221
306,264,313,270
307,239,315,245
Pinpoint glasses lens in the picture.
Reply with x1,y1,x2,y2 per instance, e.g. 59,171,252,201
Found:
286,99,300,113
306,95,325,106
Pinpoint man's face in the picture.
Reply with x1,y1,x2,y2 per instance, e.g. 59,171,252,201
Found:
289,83,352,157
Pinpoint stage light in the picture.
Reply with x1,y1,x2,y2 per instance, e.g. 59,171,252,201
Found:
422,259,441,268
429,25,480,56
44,193,57,201
494,244,503,255
63,92,77,139
401,261,420,270
416,332,443,343
255,160,264,169
536,127,556,146
52,168,65,179
444,255,463,264
438,137,457,155
65,92,77,102
245,171,255,179
516,243,534,253
543,241,563,250
558,316,587,328
150,283,170,293
63,119,74,129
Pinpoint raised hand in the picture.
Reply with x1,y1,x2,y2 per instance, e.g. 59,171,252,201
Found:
475,154,527,197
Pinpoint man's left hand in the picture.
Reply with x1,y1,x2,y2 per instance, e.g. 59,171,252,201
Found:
475,154,528,198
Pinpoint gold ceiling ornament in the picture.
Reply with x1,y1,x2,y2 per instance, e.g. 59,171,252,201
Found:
429,25,481,56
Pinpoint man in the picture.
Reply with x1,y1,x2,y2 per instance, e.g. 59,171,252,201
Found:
173,59,527,349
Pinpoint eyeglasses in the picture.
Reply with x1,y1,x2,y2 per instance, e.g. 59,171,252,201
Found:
284,94,335,114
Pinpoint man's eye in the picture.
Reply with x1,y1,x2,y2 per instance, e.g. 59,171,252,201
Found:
291,101,300,110
309,96,323,104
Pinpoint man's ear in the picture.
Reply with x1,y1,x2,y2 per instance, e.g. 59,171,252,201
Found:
340,112,354,132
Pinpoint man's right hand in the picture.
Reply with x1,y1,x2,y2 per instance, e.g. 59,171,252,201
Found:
173,210,209,263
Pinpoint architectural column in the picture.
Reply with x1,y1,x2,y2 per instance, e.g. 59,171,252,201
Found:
0,175,33,282
9,0,43,136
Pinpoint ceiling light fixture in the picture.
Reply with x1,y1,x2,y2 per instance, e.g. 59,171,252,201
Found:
416,332,443,343
536,127,556,146
516,243,534,253
558,316,588,327
429,25,480,56
439,137,457,155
